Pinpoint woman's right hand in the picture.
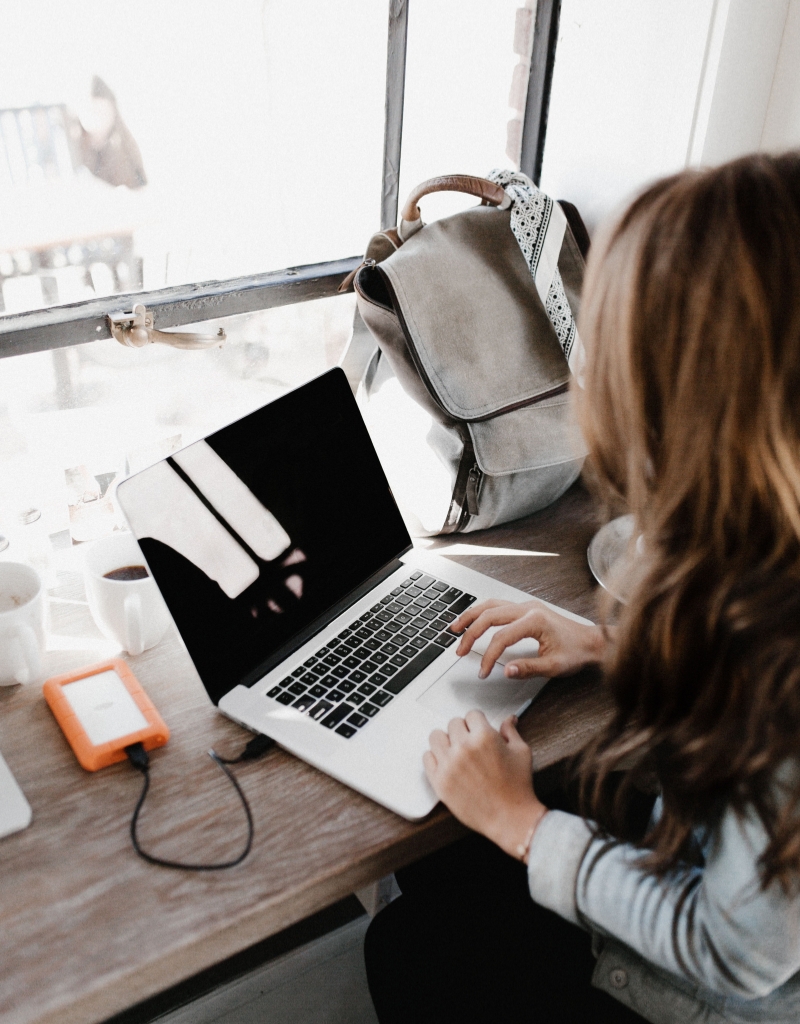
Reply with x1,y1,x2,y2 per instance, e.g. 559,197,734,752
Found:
451,599,607,680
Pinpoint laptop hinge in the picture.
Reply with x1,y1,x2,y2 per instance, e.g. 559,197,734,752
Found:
236,551,411,693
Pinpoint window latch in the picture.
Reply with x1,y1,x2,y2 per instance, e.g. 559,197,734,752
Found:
107,304,226,350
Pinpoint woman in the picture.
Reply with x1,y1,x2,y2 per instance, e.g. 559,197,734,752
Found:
364,152,800,1024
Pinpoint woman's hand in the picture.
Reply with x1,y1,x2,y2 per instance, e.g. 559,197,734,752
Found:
423,711,547,859
452,599,607,680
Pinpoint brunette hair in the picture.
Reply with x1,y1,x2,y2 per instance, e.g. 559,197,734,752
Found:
576,152,800,888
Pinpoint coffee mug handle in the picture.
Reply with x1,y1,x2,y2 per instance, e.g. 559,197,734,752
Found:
9,625,41,685
123,592,145,656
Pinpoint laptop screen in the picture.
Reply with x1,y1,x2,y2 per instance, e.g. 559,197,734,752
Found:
118,369,412,705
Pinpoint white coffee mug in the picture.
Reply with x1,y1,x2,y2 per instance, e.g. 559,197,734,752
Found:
82,532,171,656
0,562,45,685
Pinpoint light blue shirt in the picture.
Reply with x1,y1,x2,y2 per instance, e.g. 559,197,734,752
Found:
526,795,800,1023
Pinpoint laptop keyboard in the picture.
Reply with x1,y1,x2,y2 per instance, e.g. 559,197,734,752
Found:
265,571,476,738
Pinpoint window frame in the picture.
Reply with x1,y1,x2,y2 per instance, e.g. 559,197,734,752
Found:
0,0,560,360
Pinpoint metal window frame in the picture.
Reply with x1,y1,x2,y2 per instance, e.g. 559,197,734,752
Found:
0,0,557,359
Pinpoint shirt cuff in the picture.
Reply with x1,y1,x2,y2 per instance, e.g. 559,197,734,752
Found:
526,809,595,925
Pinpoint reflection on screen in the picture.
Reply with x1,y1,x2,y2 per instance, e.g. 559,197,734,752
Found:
118,370,411,705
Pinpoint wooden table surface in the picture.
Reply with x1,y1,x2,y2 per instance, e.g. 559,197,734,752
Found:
0,481,610,1024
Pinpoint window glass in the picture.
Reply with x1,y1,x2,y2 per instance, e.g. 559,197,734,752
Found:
0,293,355,548
397,0,525,226
0,0,387,316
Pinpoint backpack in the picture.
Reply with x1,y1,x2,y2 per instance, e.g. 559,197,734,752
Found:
341,171,589,536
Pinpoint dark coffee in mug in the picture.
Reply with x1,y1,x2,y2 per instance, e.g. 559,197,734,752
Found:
103,565,149,582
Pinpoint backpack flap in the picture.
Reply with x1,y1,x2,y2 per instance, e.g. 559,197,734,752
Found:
376,204,570,421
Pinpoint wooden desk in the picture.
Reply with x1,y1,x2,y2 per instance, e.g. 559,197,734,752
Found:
0,482,611,1024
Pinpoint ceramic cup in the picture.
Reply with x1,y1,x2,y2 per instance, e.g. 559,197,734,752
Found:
0,562,45,685
82,532,171,656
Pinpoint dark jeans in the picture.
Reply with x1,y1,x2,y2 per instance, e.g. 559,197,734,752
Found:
364,767,649,1024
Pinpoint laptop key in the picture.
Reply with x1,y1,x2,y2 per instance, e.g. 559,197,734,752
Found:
327,689,347,703
372,652,388,665
365,638,381,651
419,609,438,621
390,655,408,667
304,657,319,668
355,628,372,640
441,588,463,604
434,632,458,648
396,612,412,625
348,712,369,728
352,646,371,660
421,627,438,640
267,685,282,698
430,600,447,613
288,681,307,696
358,682,377,695
371,603,383,613
338,680,356,693
400,626,418,638
384,643,444,695
449,593,477,616
372,690,393,707
400,645,417,658
277,676,294,688
291,667,306,678
321,703,355,729
431,580,448,592
406,586,423,598
411,617,429,629
396,594,413,606
385,621,402,633
381,641,400,654
410,571,422,580
438,610,456,623
361,659,379,673
413,596,432,608
417,574,435,588
348,671,366,684
380,595,394,605
391,587,403,596
319,674,340,688
361,702,380,717
410,637,427,649
343,656,360,669
293,694,316,712
336,724,357,738
385,602,403,614
300,672,319,685
370,672,389,687
276,691,296,705
349,692,366,705
309,700,334,721
337,629,353,640
309,684,328,698
382,663,398,676
322,655,340,667
333,666,349,679
376,611,392,623
375,629,392,642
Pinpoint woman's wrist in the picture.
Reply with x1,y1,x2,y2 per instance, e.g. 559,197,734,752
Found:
490,798,548,862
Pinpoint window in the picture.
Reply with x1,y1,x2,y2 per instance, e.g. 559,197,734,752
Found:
0,0,559,544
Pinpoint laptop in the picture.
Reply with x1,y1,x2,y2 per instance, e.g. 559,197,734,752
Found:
117,368,590,819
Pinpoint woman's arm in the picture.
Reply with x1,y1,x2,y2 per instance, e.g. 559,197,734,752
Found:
528,800,800,1000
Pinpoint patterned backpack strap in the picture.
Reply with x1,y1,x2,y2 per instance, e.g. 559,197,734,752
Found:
487,169,586,385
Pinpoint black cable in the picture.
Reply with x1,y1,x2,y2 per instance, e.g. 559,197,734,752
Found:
126,734,275,870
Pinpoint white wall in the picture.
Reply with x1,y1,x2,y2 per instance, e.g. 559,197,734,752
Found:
540,0,800,234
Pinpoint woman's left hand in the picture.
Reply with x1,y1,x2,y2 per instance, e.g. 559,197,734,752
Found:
423,711,548,860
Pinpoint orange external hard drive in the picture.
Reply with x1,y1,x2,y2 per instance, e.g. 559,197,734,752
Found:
43,658,169,771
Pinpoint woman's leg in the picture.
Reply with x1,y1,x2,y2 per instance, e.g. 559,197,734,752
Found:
364,832,645,1024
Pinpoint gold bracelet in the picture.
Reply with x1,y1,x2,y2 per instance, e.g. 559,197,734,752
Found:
516,819,540,864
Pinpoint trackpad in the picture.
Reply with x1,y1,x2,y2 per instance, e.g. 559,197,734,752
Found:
417,653,547,727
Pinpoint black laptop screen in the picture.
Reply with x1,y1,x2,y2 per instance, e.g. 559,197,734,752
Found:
118,369,412,705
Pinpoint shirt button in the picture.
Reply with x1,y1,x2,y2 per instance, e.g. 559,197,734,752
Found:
609,968,628,989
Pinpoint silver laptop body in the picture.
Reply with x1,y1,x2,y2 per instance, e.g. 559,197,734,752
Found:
117,369,590,819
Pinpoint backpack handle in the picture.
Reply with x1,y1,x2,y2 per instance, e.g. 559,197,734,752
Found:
399,175,512,241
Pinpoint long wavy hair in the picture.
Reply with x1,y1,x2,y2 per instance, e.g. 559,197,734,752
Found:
576,152,800,888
